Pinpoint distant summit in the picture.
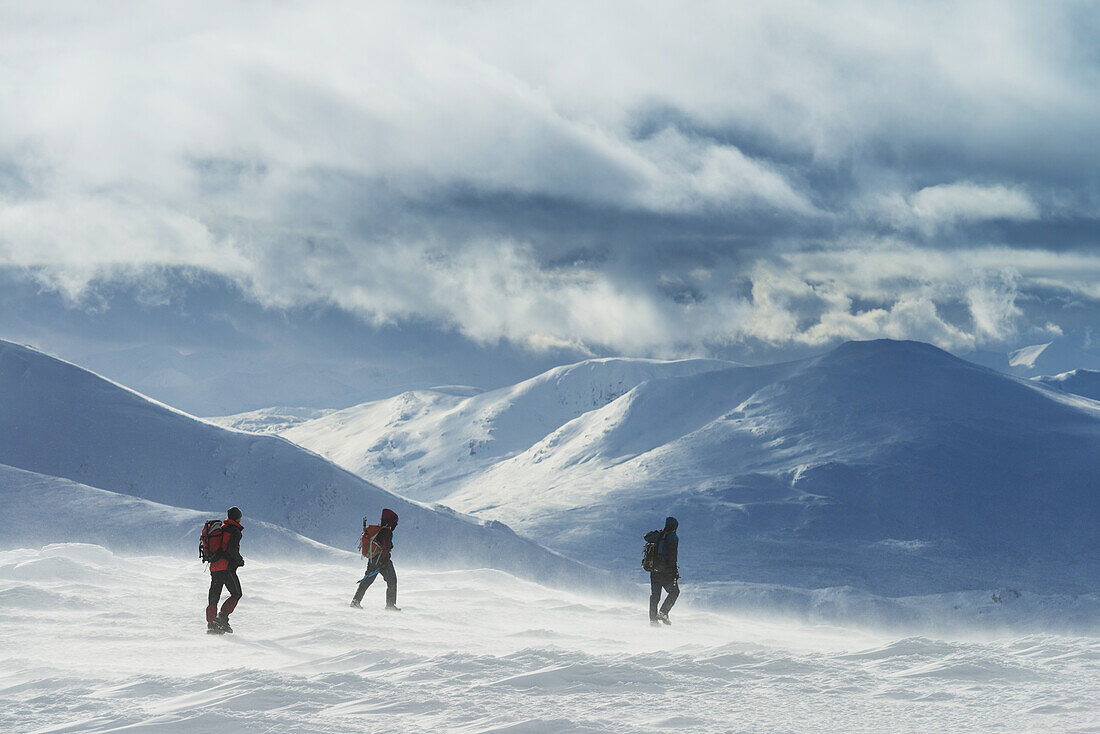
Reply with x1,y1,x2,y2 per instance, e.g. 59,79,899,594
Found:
282,356,736,503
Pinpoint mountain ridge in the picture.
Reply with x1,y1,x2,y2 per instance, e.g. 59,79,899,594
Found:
284,339,1100,598
0,339,609,589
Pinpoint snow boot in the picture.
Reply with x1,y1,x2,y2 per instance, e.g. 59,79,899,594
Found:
215,612,234,633
207,620,225,635
350,599,363,609
385,604,402,612
657,612,671,626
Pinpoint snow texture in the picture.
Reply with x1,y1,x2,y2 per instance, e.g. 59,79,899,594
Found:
0,546,1096,733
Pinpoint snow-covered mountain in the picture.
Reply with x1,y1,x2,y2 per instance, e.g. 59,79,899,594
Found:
1033,368,1100,402
284,341,1100,599
204,406,337,434
0,340,604,587
282,357,736,502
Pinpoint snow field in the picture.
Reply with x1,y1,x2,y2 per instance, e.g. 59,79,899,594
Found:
1,545,1097,733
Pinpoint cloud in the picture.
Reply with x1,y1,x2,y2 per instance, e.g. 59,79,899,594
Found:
0,1,1098,359
910,183,1039,227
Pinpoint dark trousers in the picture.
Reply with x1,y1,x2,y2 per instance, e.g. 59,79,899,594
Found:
650,572,679,620
207,569,242,621
353,557,397,607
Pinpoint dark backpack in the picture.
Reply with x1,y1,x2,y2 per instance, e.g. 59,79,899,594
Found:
641,529,665,572
199,519,227,563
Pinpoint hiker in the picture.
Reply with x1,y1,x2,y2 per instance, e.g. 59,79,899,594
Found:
351,508,400,611
205,506,245,634
644,516,680,625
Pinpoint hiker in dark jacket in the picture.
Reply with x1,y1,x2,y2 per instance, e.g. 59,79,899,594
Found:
645,516,680,625
206,506,244,634
351,508,400,611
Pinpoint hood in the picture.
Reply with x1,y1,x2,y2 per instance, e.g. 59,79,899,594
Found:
380,508,399,528
664,516,678,531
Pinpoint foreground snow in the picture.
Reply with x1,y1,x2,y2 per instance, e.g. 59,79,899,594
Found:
2,545,1097,733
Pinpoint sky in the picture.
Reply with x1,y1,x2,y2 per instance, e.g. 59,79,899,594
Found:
2,1,1099,413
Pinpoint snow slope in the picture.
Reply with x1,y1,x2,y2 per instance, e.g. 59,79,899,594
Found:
0,464,344,561
286,341,1100,604
1034,368,1100,402
0,340,604,588
282,357,736,502
2,545,1096,733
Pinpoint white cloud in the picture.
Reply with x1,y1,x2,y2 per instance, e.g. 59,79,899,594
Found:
0,1,1097,357
910,183,1039,227
860,182,1041,233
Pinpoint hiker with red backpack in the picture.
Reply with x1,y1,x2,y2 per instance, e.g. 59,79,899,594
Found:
351,508,400,611
200,506,245,634
642,516,680,626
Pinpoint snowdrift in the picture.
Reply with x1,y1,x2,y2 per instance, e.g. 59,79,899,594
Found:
0,340,608,590
5,545,1097,732
287,341,1100,602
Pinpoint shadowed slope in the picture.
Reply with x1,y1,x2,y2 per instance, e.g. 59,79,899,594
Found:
0,340,608,589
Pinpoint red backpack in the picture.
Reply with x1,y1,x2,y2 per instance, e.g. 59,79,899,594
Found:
199,519,230,563
358,519,383,561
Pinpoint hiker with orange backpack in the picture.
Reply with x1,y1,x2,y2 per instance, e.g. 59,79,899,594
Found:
351,508,400,611
200,506,245,634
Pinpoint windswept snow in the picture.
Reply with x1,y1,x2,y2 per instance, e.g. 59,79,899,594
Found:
1,545,1097,734
0,339,604,589
1008,342,1052,369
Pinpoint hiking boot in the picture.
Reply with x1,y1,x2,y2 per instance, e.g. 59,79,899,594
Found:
215,612,234,633
385,604,402,612
350,599,363,609
657,612,671,626
207,620,225,635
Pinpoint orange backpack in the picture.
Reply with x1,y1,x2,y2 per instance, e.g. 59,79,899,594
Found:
358,519,383,561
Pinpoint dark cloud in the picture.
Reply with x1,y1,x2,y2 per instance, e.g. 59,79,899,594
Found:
0,0,1098,383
